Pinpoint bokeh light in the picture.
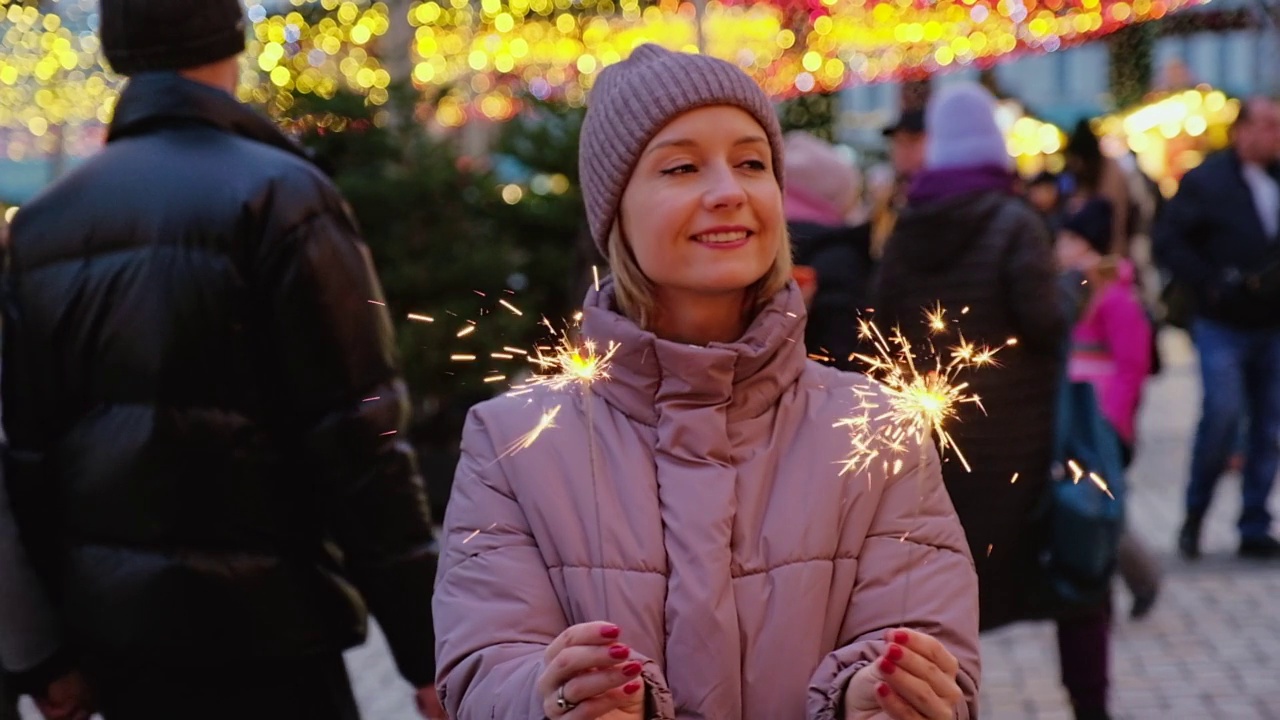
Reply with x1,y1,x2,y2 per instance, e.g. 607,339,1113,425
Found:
0,0,1211,145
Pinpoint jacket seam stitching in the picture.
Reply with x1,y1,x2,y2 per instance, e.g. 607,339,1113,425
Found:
733,554,857,578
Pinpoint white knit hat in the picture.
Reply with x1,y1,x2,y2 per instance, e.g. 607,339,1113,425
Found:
924,83,1012,171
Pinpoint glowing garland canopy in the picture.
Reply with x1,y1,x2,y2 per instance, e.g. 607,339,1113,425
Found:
412,0,1208,124
0,0,1210,142
0,0,397,139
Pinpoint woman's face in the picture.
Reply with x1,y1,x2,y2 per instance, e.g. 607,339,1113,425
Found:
618,106,783,305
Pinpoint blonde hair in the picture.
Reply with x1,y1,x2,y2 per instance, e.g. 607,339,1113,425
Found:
607,220,794,330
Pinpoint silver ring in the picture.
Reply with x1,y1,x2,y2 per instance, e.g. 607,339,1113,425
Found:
555,683,577,712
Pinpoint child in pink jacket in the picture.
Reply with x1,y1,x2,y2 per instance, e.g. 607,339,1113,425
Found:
1058,198,1161,622
1058,199,1152,455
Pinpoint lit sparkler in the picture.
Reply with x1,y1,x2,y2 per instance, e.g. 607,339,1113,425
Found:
513,320,619,393
477,316,620,457
839,318,1004,476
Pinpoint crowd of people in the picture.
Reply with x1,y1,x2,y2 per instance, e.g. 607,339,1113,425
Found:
1,1,1279,719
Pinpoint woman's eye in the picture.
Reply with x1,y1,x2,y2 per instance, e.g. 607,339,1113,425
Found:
660,164,697,175
739,159,768,171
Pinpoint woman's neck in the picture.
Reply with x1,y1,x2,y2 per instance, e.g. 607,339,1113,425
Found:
650,289,750,345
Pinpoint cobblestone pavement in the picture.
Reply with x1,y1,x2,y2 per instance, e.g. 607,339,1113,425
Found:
20,330,1280,719
980,330,1280,720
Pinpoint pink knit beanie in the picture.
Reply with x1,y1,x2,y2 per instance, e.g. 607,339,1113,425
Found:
578,44,785,255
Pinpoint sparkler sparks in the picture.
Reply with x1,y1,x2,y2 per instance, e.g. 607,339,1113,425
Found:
407,313,434,323
1088,472,1115,500
839,317,1005,476
1065,458,1115,499
502,404,563,457
925,302,948,335
513,321,619,393
462,523,499,544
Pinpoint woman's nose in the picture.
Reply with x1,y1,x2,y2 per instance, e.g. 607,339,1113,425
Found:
702,164,747,210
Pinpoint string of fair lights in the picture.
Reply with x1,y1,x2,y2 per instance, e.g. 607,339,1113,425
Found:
0,0,1210,161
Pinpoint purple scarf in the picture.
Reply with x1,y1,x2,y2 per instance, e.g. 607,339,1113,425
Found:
907,164,1017,206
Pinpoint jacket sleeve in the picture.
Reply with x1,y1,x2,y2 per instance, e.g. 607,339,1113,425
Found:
1153,171,1215,289
1002,213,1066,354
0,463,64,682
1,232,71,692
258,205,437,687
808,441,980,720
434,407,673,719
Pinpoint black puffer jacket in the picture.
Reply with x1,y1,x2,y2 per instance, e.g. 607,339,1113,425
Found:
2,73,437,684
872,191,1065,630
789,220,874,371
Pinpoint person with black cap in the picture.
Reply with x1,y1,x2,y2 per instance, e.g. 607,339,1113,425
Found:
1,1,442,718
870,109,926,255
882,108,927,183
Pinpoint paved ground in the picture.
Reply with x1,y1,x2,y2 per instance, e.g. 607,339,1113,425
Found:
20,329,1280,719
980,329,1280,719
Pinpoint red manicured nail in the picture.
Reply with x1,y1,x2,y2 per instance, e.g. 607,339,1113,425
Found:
877,682,891,698
601,625,621,639
886,644,905,662
609,644,630,660
879,658,896,674
623,680,643,694
892,630,910,645
622,661,643,677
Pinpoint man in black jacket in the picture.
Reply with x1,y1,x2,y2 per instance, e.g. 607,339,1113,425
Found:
1,1,442,717
1155,97,1280,560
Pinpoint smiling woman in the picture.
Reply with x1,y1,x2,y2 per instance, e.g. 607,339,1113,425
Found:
610,106,791,343
434,44,982,720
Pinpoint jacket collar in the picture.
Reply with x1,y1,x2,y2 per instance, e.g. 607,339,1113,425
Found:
107,72,314,167
580,277,809,427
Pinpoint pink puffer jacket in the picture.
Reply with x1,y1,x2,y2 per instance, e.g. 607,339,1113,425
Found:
434,280,980,719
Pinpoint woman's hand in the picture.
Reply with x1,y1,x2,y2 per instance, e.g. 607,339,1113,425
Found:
844,628,963,720
536,621,646,719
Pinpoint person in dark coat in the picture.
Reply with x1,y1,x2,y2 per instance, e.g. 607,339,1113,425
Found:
782,131,874,370
0,2,441,718
1155,96,1280,560
874,83,1065,631
874,84,1118,720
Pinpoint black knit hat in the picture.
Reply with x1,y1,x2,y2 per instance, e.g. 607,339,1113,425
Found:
101,0,247,76
1064,197,1114,256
